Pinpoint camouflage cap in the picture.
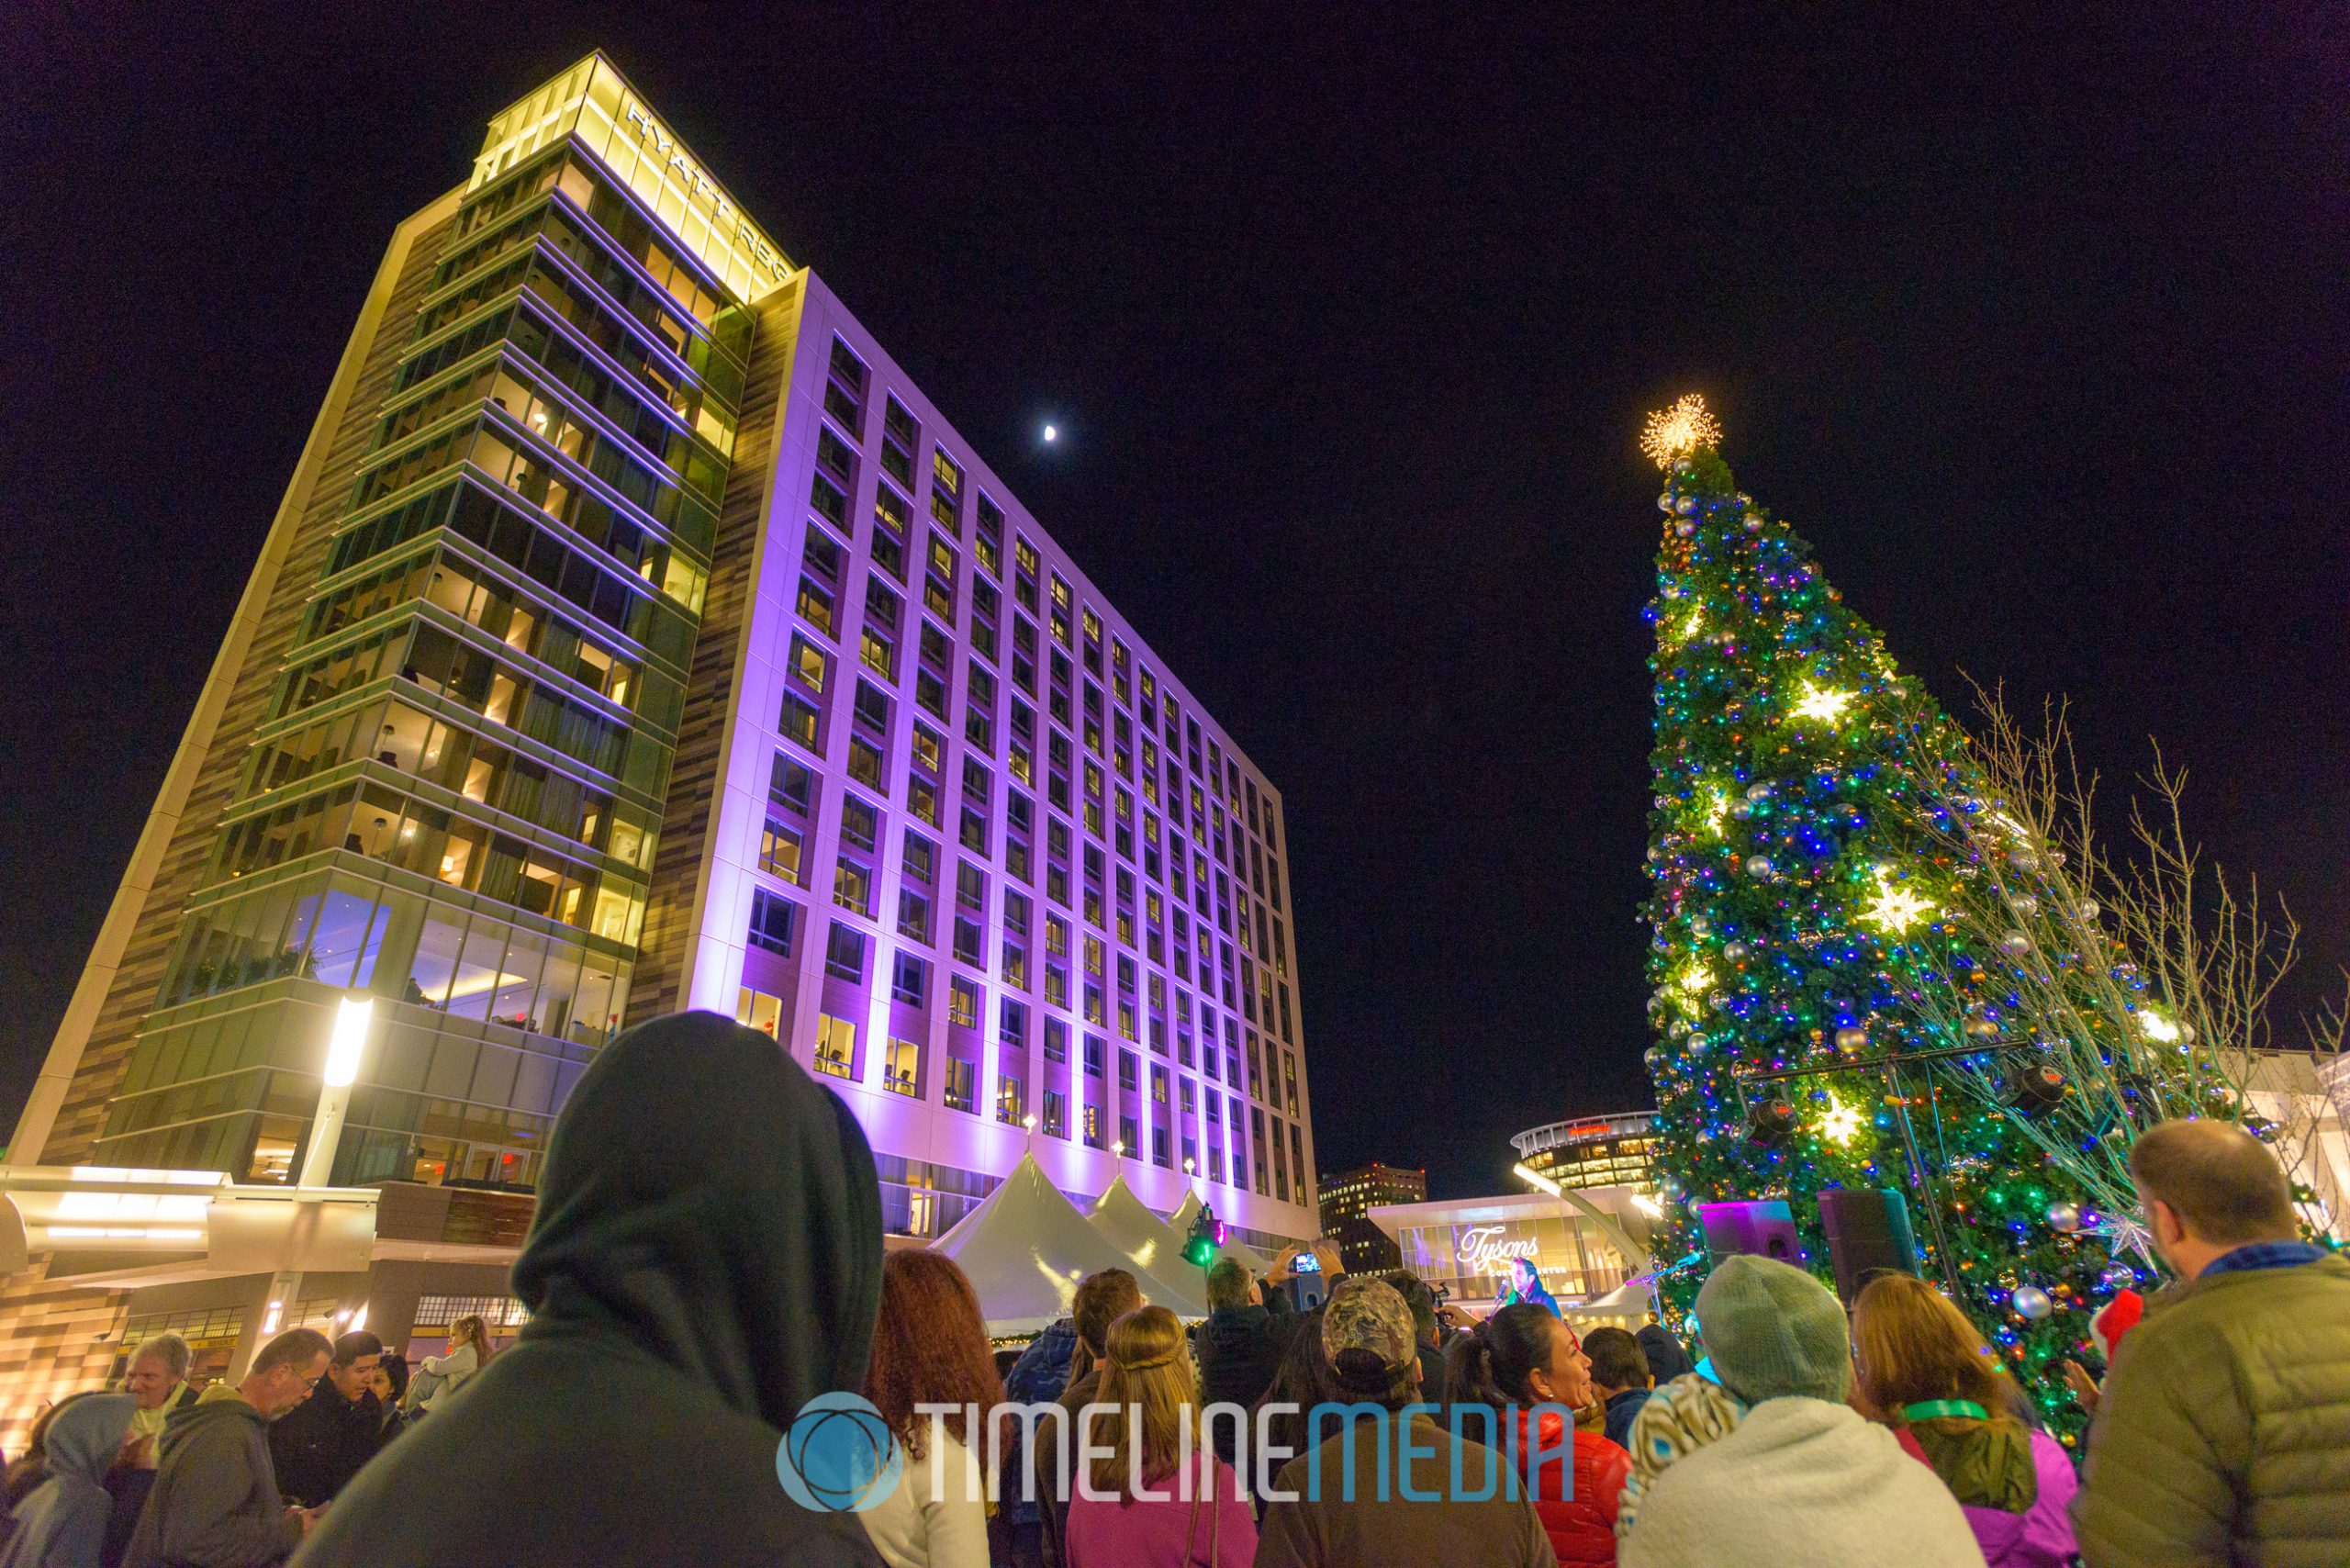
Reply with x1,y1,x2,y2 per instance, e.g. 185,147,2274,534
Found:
1320,1275,1416,1372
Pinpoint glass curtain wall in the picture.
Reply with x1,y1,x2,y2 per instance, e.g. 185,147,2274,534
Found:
97,140,754,1187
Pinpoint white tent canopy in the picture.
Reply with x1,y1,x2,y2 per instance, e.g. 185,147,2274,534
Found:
1166,1190,1274,1275
931,1155,1204,1333
1085,1175,1208,1315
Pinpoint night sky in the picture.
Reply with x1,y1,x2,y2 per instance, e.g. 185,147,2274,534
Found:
6,8,2345,1200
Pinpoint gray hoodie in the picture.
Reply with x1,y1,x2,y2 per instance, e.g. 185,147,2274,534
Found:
1,1392,135,1568
121,1395,303,1568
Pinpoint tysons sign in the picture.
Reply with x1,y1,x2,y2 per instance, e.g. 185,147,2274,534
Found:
1455,1223,1541,1275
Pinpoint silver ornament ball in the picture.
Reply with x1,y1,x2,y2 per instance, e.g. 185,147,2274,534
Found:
2046,1202,2082,1234
2010,1284,2054,1321
1833,1025,1869,1054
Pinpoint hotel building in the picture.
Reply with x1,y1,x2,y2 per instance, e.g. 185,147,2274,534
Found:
0,53,1316,1417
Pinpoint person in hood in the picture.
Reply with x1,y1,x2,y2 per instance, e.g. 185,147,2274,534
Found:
1193,1258,1291,1470
1,1392,135,1568
1851,1272,2076,1567
123,1327,331,1568
292,1010,889,1568
1617,1256,1980,1568
1633,1324,1692,1386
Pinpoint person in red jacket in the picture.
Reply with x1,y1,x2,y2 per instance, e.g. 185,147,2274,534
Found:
1445,1303,1631,1566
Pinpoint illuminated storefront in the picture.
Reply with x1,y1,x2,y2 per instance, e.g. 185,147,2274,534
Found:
1369,1187,1656,1324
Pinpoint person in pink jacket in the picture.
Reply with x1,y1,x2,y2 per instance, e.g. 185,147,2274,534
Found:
1851,1273,2078,1568
1064,1305,1255,1568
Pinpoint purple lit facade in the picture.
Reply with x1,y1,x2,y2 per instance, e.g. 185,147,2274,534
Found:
15,54,1316,1254
685,276,1317,1243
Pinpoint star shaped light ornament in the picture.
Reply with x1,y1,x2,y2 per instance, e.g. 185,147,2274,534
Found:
2093,1211,2159,1265
1818,1091,1864,1146
1641,394,1723,470
1790,681,1855,724
1861,865,1936,935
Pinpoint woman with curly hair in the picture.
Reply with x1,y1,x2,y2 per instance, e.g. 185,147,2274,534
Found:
859,1250,1003,1568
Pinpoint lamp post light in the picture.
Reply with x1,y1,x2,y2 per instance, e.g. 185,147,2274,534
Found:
297,996,373,1188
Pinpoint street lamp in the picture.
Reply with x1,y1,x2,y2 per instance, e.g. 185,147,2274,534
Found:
297,996,373,1188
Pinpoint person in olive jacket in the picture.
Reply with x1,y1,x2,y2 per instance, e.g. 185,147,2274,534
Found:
2073,1117,2350,1568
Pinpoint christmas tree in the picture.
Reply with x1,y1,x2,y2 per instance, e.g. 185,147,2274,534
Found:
1635,397,2162,1446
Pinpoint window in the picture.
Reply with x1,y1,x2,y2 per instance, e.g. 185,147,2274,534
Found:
1120,1114,1138,1156
1151,1127,1169,1168
897,888,932,944
1151,1065,1169,1104
789,633,828,692
1045,1017,1069,1062
779,693,820,751
865,577,901,632
1043,1088,1068,1139
854,680,890,732
944,1056,976,1114
841,795,879,853
834,856,872,915
949,976,979,1028
957,862,987,912
1085,1034,1106,1077
755,819,804,884
770,754,814,815
735,985,782,1038
1118,1049,1138,1091
814,1014,855,1080
1083,1103,1103,1148
999,996,1027,1049
885,1037,920,1097
748,890,799,956
996,1073,1025,1125
847,736,886,791
891,950,928,1006
954,917,983,966
796,577,834,636
860,627,896,680
903,832,937,884
824,922,867,982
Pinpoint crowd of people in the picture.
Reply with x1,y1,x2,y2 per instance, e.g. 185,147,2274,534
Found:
0,1011,2343,1566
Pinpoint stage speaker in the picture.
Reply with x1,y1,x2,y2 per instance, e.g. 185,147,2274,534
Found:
1817,1188,1919,1304
1696,1199,1804,1266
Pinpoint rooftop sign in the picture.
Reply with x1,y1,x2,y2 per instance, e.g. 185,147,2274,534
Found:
468,53,795,303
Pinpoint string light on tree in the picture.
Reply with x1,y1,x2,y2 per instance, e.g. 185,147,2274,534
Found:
1640,393,1724,470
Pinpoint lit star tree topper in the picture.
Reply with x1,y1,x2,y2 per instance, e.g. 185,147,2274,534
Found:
1634,397,2164,1448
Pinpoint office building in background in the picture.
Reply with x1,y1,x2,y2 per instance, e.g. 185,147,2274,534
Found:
1317,1160,1425,1273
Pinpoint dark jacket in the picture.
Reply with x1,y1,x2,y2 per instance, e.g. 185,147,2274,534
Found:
292,1011,890,1568
1601,1387,1652,1452
1036,1366,1100,1568
265,1383,382,1508
2072,1250,2350,1568
1000,1319,1078,1529
1195,1304,1292,1467
122,1397,302,1568
1255,1412,1557,1567
2,1393,134,1568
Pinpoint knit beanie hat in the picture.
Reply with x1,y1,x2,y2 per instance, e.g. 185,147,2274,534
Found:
1691,1254,1852,1405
